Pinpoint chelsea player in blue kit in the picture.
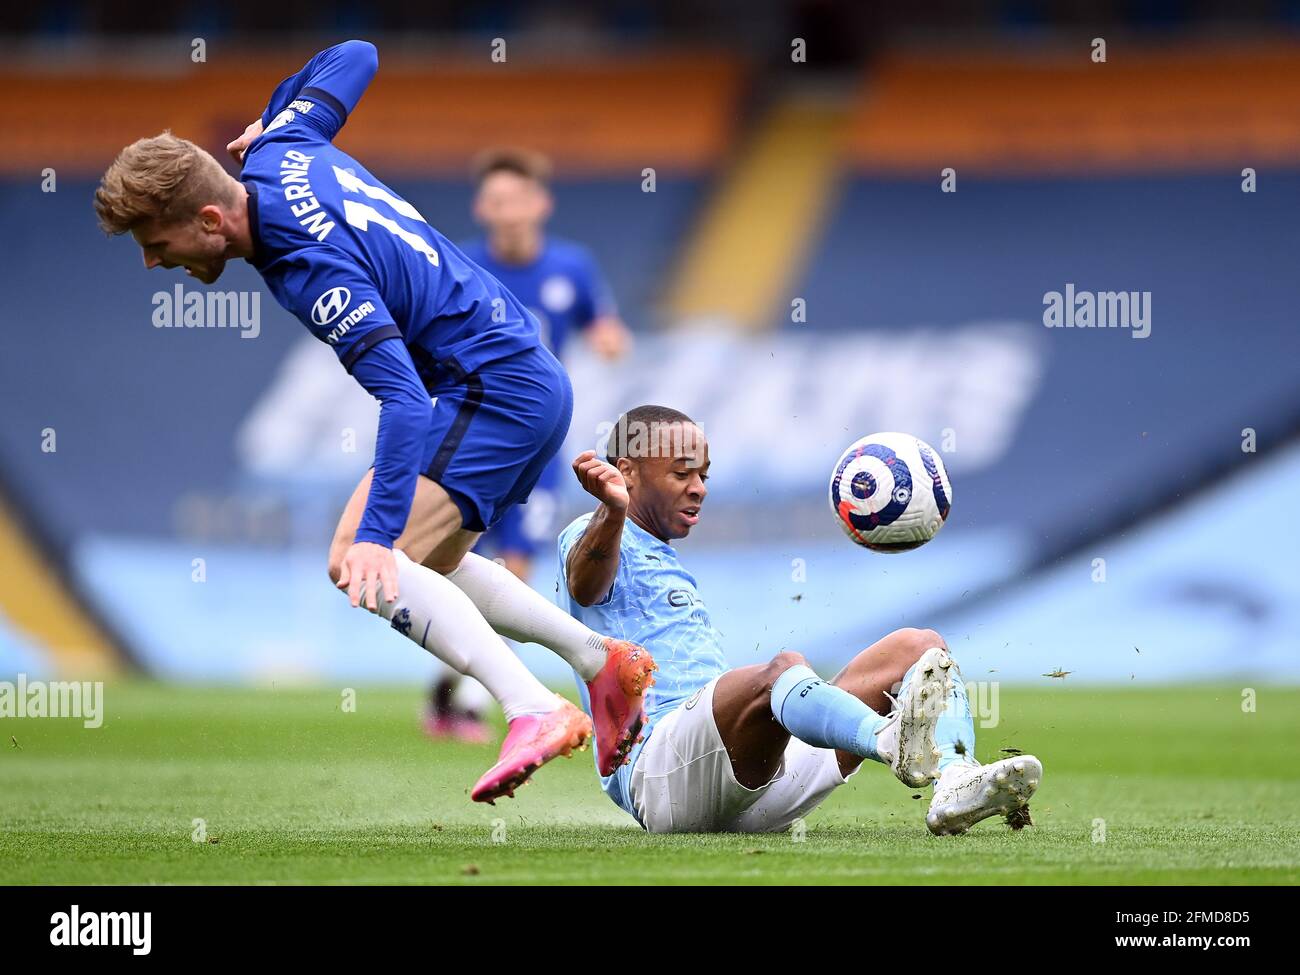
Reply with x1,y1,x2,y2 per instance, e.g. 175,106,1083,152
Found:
94,40,656,803
559,406,1043,833
463,148,630,577
424,149,632,742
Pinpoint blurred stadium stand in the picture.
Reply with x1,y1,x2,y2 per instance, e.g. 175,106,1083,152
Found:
0,609,51,678
2,10,1297,684
848,43,1300,175
1,53,745,178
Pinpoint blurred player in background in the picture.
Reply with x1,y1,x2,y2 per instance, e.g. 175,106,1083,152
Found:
559,406,1043,834
424,148,632,743
94,40,655,802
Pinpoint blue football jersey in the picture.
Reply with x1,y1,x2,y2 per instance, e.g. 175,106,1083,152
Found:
557,512,730,816
242,41,540,382
239,40,551,545
459,238,616,358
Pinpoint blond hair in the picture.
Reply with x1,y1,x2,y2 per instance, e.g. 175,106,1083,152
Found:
94,132,237,235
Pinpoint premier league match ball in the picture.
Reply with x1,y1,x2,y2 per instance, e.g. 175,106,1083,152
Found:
829,432,952,552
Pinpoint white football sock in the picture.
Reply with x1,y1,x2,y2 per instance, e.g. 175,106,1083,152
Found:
452,670,494,714
377,550,557,722
445,551,608,681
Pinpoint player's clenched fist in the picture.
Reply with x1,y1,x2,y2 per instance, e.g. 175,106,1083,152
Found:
335,541,399,612
572,450,629,510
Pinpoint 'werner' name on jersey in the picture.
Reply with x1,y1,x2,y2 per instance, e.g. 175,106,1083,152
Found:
278,149,335,241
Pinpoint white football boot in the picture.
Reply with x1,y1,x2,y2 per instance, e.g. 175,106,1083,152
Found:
873,646,954,788
926,755,1043,836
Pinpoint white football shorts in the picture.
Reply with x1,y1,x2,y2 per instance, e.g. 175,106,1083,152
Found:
627,675,860,833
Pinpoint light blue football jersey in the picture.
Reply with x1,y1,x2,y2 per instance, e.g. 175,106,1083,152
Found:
556,512,729,819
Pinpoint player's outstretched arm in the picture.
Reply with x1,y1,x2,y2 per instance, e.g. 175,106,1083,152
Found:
566,451,628,606
234,39,379,159
336,340,435,609
264,39,378,127
584,315,632,361
575,247,630,361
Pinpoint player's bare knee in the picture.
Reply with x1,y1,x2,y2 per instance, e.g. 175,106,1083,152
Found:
422,556,460,576
725,653,810,732
892,627,945,665
761,650,809,692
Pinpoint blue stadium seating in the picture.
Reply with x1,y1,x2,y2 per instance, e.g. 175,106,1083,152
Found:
792,173,1300,553
0,176,702,545
3,170,1297,684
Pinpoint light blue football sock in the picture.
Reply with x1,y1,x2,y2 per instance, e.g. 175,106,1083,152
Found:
899,655,978,772
770,664,887,760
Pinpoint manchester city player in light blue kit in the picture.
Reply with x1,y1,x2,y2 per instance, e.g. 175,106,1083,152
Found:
424,148,632,742
559,405,1044,833
94,40,657,803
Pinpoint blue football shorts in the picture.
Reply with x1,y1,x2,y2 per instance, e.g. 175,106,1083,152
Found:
419,344,573,534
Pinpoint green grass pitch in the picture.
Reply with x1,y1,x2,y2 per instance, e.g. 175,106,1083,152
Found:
2,682,1297,885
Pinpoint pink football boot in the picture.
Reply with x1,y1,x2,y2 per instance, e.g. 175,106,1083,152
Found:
586,639,658,776
470,696,592,804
